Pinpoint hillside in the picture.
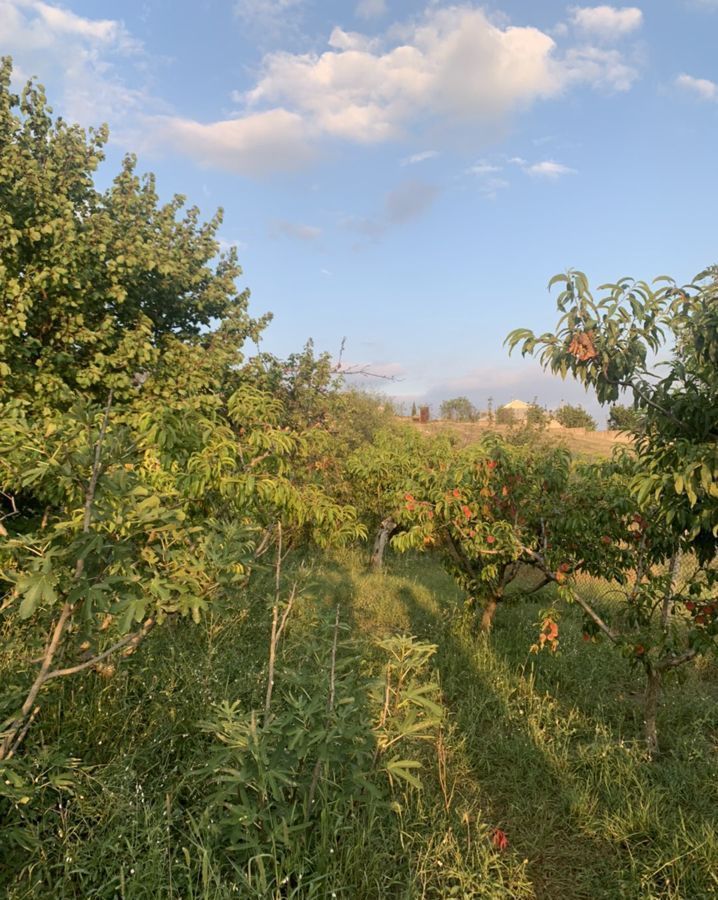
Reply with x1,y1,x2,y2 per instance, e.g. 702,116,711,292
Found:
403,418,633,457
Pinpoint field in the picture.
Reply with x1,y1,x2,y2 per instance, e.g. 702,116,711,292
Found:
404,418,632,458
3,550,717,899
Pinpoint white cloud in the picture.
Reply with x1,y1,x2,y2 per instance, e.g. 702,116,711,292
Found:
240,5,637,152
400,149,438,166
2,1,640,178
0,0,150,128
524,160,577,178
466,160,502,175
562,45,638,91
355,0,387,19
570,5,643,40
272,219,322,240
675,73,718,101
147,109,315,176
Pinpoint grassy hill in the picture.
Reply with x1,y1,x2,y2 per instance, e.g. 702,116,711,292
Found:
402,418,632,458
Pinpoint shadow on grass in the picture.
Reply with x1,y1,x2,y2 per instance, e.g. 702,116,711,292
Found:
386,556,718,900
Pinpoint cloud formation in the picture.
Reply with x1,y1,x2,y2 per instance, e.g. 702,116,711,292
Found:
3,1,642,178
400,149,439,166
523,160,577,178
570,5,644,40
272,219,322,241
196,5,637,173
148,109,315,176
0,0,148,127
675,73,718,101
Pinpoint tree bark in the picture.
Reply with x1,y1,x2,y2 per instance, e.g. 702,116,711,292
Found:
644,669,662,758
370,517,396,571
480,597,499,633
661,551,681,631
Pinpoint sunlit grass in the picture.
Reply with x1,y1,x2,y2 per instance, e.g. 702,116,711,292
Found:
1,549,717,897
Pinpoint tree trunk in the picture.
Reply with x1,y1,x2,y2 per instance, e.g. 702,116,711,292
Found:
661,551,681,631
480,596,500,633
370,517,396,572
644,669,662,758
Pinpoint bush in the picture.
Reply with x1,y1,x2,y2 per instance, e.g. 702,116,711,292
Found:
553,404,597,430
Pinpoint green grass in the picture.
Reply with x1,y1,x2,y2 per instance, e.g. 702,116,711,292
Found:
2,550,717,898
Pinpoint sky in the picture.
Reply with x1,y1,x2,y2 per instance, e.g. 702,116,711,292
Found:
2,0,717,422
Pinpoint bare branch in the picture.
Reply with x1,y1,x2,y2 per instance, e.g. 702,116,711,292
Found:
44,619,154,681
657,648,697,672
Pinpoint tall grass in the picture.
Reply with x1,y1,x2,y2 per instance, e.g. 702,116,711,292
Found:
1,550,717,897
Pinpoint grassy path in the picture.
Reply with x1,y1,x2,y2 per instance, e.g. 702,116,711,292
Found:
3,550,717,898
338,551,718,899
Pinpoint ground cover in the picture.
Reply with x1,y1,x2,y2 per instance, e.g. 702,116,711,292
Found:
2,550,716,898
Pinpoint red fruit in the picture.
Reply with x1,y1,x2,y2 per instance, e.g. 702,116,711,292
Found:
559,562,570,573
486,535,496,544
487,460,497,470
582,632,591,642
600,535,612,545
635,644,645,656
452,488,461,498
491,828,509,851
685,601,695,612
469,530,476,538
462,505,472,518
404,493,414,501
695,614,706,625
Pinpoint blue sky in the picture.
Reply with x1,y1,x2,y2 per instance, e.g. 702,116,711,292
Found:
3,0,717,421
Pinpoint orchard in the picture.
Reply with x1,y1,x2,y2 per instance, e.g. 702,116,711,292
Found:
1,56,717,898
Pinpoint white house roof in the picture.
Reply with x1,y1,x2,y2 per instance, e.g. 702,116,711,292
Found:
501,399,531,410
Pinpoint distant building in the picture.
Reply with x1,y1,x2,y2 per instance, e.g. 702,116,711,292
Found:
498,399,531,421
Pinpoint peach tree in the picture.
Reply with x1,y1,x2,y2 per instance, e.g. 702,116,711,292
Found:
507,269,718,754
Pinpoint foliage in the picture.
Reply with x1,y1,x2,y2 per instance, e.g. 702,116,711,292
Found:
607,403,643,432
553,403,597,430
0,59,364,763
495,406,515,426
440,396,478,422
202,595,442,894
352,432,581,627
526,401,549,428
506,267,718,560
507,268,718,751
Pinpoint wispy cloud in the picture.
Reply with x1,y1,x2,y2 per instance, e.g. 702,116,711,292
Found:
466,160,503,176
524,160,577,178
400,150,439,166
348,180,439,241
233,0,305,37
0,0,152,129
569,5,644,40
355,0,387,20
675,73,718,101
272,219,322,241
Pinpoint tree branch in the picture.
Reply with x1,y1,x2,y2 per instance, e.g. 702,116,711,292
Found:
656,648,697,672
519,544,619,643
43,619,154,681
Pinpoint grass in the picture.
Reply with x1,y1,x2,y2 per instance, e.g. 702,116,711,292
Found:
2,549,717,898
404,418,632,458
